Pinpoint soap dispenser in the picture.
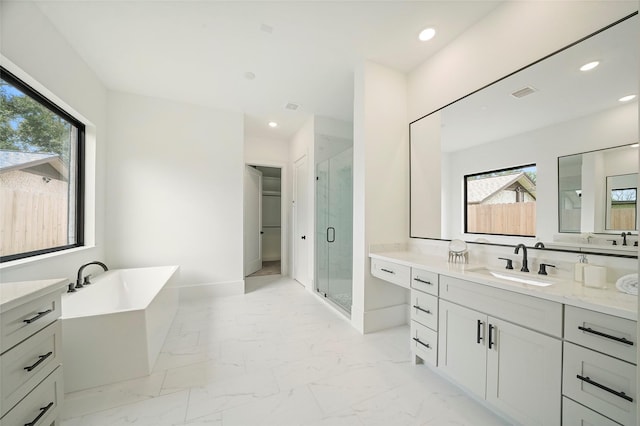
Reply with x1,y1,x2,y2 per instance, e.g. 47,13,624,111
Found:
574,254,588,282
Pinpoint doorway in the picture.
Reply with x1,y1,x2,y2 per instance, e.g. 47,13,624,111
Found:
244,165,283,277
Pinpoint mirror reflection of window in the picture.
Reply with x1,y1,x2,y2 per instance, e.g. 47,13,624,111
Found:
606,173,638,231
464,164,536,236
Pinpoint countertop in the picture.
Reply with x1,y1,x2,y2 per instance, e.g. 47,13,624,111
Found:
370,251,638,321
0,278,68,313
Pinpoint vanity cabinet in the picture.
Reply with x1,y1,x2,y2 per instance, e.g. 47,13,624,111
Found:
438,299,562,425
410,270,439,366
562,306,637,425
0,280,65,426
370,258,410,288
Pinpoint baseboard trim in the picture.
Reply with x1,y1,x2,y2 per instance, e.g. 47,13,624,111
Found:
178,280,245,301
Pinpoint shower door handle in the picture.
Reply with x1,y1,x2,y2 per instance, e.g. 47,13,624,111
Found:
327,227,336,243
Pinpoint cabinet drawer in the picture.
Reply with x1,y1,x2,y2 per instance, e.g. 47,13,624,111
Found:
0,366,62,426
562,397,621,426
410,290,438,330
565,305,636,364
439,275,562,337
370,258,410,288
1,291,61,354
563,342,636,426
410,320,437,366
410,267,438,295
1,320,61,417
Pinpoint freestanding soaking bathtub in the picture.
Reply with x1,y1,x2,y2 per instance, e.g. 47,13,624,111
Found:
61,265,179,392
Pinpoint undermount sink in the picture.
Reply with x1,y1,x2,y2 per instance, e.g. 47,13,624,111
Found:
467,267,558,287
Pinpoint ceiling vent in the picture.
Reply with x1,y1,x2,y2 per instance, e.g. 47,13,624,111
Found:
285,102,299,110
511,86,537,99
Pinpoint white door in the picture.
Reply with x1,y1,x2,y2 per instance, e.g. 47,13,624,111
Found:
438,299,487,398
293,156,309,287
244,166,262,276
486,317,562,425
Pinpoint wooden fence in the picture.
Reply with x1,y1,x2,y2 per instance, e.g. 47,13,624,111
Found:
467,202,536,236
0,189,68,257
610,207,636,230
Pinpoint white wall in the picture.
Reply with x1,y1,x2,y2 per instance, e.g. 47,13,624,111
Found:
0,1,107,283
353,61,409,333
245,137,290,274
106,91,244,292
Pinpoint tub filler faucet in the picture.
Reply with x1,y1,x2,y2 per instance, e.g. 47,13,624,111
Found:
76,261,109,289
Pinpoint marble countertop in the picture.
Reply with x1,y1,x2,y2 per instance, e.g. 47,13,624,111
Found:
370,251,638,321
0,278,68,313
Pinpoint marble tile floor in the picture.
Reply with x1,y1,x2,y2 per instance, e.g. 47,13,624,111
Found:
61,275,508,426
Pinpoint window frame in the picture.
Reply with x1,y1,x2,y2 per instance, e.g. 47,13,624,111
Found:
463,163,537,238
0,66,85,262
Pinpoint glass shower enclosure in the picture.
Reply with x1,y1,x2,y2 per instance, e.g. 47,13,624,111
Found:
316,145,353,313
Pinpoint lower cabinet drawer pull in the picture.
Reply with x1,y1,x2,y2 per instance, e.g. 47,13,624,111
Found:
413,277,432,285
24,401,54,426
576,375,633,402
24,351,53,372
380,268,395,274
577,326,634,345
23,309,53,324
412,337,430,349
412,305,431,315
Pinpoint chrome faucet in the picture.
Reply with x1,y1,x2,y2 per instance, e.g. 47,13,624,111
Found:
76,261,108,289
514,244,529,272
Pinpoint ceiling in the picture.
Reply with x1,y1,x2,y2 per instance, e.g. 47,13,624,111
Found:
35,1,502,140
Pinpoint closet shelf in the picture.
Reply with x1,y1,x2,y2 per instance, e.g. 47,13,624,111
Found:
262,191,281,196
263,225,281,229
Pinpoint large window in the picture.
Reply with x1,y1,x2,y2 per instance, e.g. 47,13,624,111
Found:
1,67,84,262
464,164,537,237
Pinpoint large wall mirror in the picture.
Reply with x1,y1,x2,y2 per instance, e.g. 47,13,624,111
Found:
410,12,638,256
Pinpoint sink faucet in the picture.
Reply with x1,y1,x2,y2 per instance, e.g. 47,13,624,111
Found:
621,232,629,246
76,261,108,289
514,244,529,272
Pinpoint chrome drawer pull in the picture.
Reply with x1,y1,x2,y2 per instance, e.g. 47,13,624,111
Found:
412,305,432,315
413,277,432,285
24,401,54,426
577,326,634,346
24,351,53,372
380,268,395,274
412,337,430,349
23,309,53,324
576,375,633,402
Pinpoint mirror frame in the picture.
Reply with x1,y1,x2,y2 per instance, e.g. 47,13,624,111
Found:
409,12,639,259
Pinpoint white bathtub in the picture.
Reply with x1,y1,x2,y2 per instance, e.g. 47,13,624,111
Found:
61,265,179,392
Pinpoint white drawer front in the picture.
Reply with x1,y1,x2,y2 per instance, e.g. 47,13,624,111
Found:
370,258,410,288
1,291,61,354
439,275,562,337
563,342,636,426
410,267,438,295
0,366,62,426
1,320,61,417
565,305,636,364
562,397,621,426
410,290,438,330
410,320,437,366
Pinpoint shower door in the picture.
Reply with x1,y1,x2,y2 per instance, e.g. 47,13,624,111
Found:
316,147,353,312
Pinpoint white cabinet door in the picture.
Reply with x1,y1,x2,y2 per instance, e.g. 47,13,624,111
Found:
438,300,487,398
486,317,562,425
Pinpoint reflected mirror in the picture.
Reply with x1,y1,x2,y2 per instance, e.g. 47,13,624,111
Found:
559,144,639,234
410,12,638,255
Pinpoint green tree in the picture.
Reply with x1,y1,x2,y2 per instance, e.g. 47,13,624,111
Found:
1,79,71,162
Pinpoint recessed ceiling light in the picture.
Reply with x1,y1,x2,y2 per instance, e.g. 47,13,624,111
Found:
268,121,278,128
631,144,639,148
579,61,599,72
619,94,636,102
418,28,436,42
